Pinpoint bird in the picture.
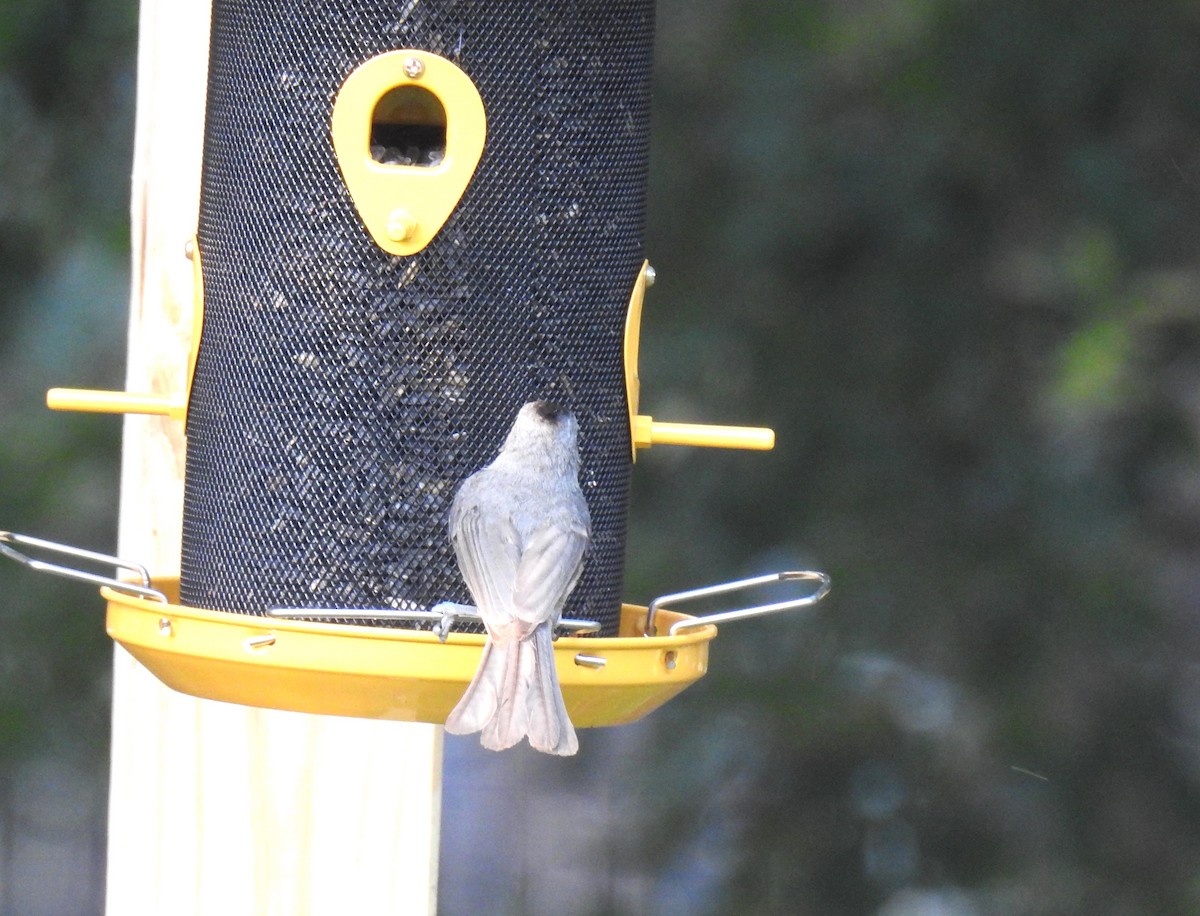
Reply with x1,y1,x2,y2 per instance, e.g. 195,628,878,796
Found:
443,400,591,755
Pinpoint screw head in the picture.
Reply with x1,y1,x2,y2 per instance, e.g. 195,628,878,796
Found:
644,265,657,287
386,209,418,242
403,57,425,79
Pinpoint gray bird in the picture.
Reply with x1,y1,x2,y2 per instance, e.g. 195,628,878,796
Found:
444,400,591,755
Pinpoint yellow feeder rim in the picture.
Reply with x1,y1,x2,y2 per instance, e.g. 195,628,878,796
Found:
1,531,829,729
104,578,715,728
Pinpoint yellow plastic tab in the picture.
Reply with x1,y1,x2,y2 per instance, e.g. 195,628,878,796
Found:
331,50,486,256
622,262,776,456
633,416,775,451
185,235,205,405
46,235,205,424
46,389,185,420
623,261,651,459
103,578,716,727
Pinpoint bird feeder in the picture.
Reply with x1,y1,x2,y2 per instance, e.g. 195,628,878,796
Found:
35,0,827,727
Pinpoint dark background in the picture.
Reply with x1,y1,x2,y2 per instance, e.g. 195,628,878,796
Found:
4,1,1200,913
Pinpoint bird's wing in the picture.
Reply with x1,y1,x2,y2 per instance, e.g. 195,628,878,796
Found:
510,520,590,627
450,489,522,634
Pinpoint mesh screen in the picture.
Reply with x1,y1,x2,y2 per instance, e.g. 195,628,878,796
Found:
181,0,655,635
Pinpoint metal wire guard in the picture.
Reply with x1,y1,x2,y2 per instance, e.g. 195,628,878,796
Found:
644,571,832,637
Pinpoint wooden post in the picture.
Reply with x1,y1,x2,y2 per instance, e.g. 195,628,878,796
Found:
108,3,442,913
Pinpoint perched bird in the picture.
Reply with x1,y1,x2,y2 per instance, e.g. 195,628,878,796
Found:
444,400,591,755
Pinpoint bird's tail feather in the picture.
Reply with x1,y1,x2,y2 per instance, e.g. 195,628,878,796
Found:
445,625,578,756
445,642,501,737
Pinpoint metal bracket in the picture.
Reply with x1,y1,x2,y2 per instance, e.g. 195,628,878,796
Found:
0,531,168,603
267,602,601,643
643,570,830,637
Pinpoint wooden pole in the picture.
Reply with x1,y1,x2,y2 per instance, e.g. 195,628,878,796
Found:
108,3,442,913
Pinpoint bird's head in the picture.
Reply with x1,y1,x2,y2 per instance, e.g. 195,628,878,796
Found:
500,400,581,467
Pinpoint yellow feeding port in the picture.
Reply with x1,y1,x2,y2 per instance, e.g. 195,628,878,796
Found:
45,234,206,425
331,49,486,256
623,261,776,458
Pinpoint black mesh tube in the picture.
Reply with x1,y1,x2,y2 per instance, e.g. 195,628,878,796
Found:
181,0,655,634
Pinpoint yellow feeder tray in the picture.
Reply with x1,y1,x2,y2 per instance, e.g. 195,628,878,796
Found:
1,532,828,728
104,578,716,727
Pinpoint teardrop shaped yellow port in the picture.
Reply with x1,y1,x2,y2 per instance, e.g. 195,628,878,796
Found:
332,50,486,256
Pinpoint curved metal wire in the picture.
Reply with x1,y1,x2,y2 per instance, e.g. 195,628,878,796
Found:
0,531,168,603
644,570,831,637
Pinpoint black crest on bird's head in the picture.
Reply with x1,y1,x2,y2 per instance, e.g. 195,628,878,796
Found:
533,400,567,423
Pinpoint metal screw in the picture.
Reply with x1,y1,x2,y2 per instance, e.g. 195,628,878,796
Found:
403,57,425,79
644,264,657,287
184,238,195,260
158,618,173,636
387,209,418,242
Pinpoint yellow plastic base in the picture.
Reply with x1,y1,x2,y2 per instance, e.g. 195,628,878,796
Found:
104,578,716,727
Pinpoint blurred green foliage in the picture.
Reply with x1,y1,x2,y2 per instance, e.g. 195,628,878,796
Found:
5,0,1200,913
622,0,1200,912
0,0,133,809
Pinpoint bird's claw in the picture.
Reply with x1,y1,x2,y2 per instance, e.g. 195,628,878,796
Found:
429,601,476,643
435,614,453,643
